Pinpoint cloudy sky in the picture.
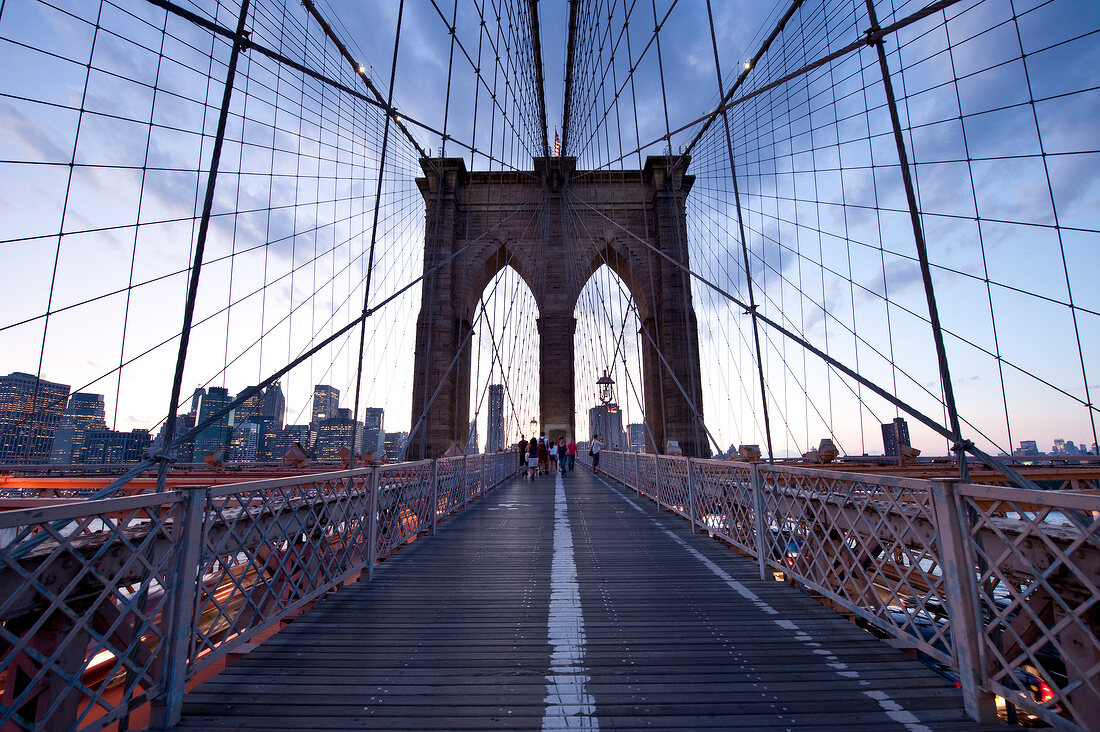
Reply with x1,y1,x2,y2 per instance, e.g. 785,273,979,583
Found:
0,0,1097,459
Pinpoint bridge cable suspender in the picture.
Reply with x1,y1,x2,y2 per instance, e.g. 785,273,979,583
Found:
154,0,253,493
862,0,969,482
347,0,406,465
704,0,777,464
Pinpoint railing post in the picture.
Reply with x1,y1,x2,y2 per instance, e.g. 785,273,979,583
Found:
429,459,439,536
633,453,640,491
687,458,697,534
367,467,380,581
150,486,206,730
462,455,470,509
930,479,996,723
654,456,663,508
751,463,768,581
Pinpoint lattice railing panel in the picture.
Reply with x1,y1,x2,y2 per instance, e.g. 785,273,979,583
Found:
692,459,758,555
0,494,186,731
376,463,432,559
192,472,372,666
758,464,953,664
435,457,466,520
959,485,1100,727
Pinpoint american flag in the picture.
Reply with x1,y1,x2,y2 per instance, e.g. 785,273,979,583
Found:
553,130,561,157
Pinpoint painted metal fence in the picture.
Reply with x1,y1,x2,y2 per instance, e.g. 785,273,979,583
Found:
0,453,516,731
592,451,1100,730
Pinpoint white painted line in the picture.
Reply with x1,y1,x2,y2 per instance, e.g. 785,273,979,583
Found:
543,471,598,730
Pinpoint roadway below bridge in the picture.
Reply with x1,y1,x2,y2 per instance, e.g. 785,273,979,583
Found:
175,466,996,730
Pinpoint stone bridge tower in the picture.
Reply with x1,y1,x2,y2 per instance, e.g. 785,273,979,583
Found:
409,155,707,459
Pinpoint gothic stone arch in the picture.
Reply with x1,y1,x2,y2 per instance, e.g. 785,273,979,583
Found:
410,155,707,459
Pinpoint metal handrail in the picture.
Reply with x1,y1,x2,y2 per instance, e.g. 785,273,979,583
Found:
0,453,518,731
593,450,1099,730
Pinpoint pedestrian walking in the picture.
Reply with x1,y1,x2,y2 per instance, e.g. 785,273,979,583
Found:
538,434,549,475
518,436,528,469
527,438,539,480
557,438,568,477
566,438,577,472
548,437,558,474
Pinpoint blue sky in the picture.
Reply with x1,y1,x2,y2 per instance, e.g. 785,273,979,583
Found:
0,0,1097,459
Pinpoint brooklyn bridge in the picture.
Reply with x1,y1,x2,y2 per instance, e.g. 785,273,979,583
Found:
0,0,1098,729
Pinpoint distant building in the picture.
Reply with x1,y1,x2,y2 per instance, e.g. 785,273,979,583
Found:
881,417,911,458
0,372,70,464
628,423,645,453
254,416,281,461
314,409,356,461
361,407,384,457
261,382,286,429
188,387,205,415
486,384,505,452
312,384,340,426
1015,440,1040,456
49,393,107,464
228,423,260,463
83,429,151,464
272,424,312,461
193,386,232,459
589,404,626,450
467,419,479,455
232,386,263,426
384,431,409,462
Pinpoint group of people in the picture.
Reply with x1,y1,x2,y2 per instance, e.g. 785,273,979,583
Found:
518,434,577,480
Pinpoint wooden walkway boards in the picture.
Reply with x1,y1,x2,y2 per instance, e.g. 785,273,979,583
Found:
175,467,996,730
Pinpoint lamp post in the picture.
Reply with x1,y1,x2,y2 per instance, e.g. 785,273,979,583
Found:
530,417,537,436
597,370,615,406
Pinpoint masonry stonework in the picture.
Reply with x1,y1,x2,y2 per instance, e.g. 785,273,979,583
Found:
410,156,707,460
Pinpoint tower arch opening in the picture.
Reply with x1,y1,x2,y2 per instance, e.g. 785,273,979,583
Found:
466,265,540,455
574,263,644,452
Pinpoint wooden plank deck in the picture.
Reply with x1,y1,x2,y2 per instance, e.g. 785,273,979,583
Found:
175,467,997,730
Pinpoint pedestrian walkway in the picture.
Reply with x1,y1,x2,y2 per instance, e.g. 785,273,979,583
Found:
175,466,993,729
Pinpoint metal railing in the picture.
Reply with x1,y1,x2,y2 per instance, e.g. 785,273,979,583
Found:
0,453,517,731
590,451,1100,730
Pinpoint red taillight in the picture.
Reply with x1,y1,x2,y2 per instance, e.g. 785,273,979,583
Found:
1038,679,1055,705
954,681,961,689
786,557,794,566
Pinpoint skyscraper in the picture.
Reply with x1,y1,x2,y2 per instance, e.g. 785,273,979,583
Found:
83,429,151,464
486,384,504,452
628,423,645,453
384,431,409,462
361,407,384,457
314,408,355,461
589,403,626,450
261,381,286,429
467,419,479,454
228,422,260,463
0,372,70,464
193,386,232,459
232,386,263,426
50,392,107,464
881,417,911,458
312,384,340,425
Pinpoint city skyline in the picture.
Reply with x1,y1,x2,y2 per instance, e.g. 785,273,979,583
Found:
0,371,400,465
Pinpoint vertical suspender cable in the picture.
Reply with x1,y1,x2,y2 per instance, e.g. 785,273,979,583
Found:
155,0,252,492
348,0,406,462
704,0,776,464
862,0,968,481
